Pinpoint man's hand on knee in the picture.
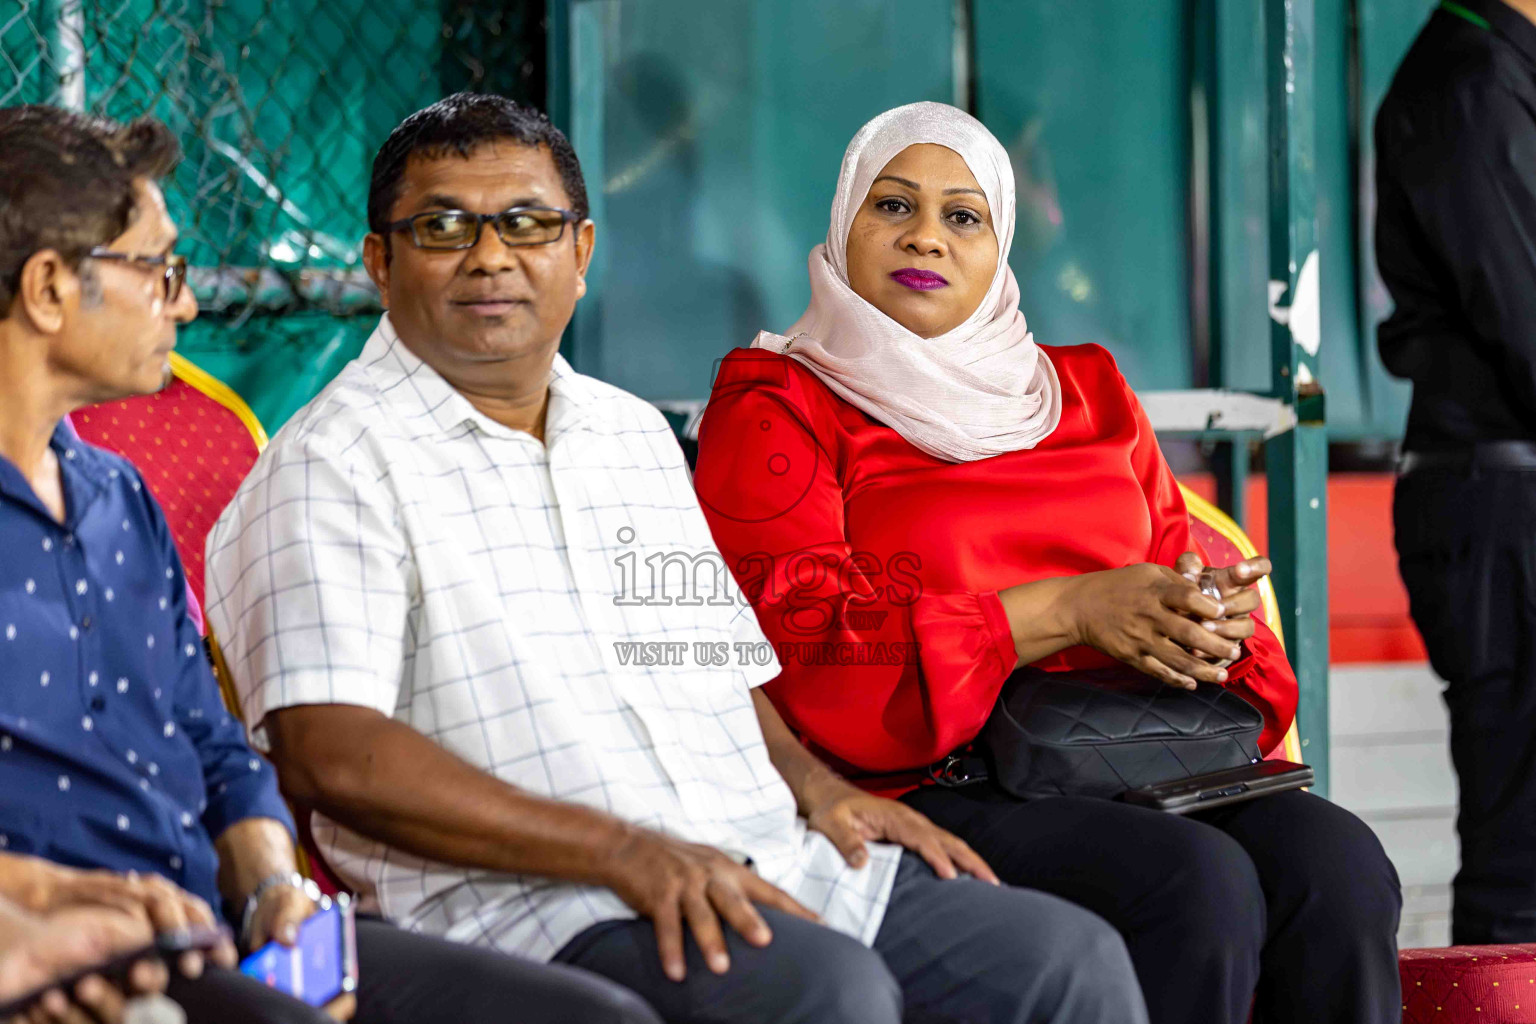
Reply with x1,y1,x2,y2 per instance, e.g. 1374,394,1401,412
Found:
598,826,817,983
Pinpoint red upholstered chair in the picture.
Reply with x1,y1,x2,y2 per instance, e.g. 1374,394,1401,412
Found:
1177,485,1304,764
71,353,266,617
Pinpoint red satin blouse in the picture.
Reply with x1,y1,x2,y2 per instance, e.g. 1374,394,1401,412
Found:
695,343,1298,791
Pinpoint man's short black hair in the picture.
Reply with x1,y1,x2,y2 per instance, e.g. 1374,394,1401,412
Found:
0,105,180,314
367,92,589,235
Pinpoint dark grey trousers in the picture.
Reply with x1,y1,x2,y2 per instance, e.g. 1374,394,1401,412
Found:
167,917,661,1024
553,851,1148,1024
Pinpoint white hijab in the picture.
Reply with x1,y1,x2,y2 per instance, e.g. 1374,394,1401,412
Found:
752,101,1060,462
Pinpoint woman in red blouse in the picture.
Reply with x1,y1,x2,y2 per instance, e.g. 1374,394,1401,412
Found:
696,103,1400,1024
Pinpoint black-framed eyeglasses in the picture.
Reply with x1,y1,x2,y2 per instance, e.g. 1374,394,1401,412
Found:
87,248,188,303
383,206,581,251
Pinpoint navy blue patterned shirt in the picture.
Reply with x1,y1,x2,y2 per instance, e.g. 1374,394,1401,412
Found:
0,422,293,910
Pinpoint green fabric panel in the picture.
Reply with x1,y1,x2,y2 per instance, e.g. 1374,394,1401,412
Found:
175,316,375,433
0,1,58,106
69,0,435,429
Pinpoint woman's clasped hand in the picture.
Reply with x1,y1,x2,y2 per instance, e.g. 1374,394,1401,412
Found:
993,555,1273,691
1065,556,1271,690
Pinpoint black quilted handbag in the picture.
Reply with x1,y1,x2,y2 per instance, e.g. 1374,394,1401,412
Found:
974,666,1264,800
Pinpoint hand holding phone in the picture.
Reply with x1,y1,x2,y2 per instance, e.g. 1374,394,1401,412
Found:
1196,571,1237,669
239,896,357,1011
1172,553,1271,671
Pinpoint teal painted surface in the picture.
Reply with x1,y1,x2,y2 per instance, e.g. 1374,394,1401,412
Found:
1270,425,1331,774
1264,0,1331,795
560,0,611,375
561,0,954,400
1357,0,1435,440
1208,0,1269,396
558,0,1202,397
1315,0,1366,433
1207,0,1418,441
972,1,1193,391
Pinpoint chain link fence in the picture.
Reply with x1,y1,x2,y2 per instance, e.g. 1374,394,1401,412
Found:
2,0,544,423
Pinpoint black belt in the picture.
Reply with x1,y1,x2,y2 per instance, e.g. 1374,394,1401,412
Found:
1398,440,1536,476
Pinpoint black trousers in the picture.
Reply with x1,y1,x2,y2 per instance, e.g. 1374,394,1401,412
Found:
902,786,1401,1024
1395,467,1536,943
166,917,660,1024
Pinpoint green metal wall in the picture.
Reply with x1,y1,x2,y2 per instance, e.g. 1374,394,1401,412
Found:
552,0,956,401
1204,0,1422,441
972,1,1194,392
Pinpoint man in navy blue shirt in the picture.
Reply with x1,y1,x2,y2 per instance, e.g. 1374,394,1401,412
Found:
0,105,660,1024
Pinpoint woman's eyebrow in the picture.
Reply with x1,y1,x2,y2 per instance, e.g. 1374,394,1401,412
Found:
871,175,985,201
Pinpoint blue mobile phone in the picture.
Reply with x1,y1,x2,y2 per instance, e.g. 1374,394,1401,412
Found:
238,895,357,1007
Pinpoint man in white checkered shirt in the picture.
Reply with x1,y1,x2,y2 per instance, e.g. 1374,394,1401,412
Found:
206,94,1146,1024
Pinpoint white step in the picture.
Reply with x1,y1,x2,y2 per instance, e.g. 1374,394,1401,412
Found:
1329,663,1457,950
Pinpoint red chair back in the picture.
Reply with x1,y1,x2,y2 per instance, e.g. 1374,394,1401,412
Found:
70,354,265,617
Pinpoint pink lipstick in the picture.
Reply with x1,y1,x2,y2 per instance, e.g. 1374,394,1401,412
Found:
889,268,949,291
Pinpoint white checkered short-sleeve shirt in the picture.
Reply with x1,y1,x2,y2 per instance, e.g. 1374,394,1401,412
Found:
205,316,901,961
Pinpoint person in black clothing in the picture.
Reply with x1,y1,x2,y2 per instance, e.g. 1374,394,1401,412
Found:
1376,0,1536,945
